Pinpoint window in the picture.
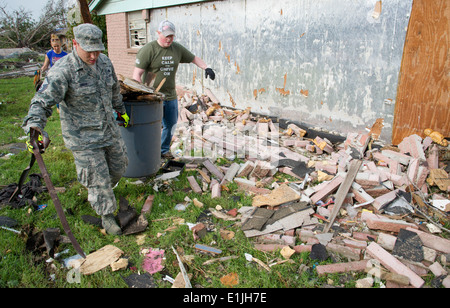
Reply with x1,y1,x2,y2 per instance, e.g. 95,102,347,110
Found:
128,11,147,48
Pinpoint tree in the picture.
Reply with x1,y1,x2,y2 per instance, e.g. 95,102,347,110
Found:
66,0,107,55
0,0,68,49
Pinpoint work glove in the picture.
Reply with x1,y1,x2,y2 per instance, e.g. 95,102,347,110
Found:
205,68,215,81
26,127,50,154
116,112,130,127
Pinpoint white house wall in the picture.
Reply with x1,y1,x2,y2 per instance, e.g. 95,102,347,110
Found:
147,0,413,142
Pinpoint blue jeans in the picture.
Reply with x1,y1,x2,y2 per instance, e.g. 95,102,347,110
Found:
161,99,178,154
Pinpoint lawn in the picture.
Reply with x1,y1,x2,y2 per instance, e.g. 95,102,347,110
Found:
0,75,352,289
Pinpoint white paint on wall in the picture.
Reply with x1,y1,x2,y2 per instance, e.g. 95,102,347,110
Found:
146,0,413,142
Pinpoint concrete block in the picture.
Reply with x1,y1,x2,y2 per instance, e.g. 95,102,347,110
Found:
298,230,315,242
423,246,437,263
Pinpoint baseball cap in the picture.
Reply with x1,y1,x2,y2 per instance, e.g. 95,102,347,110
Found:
159,20,175,37
73,23,105,52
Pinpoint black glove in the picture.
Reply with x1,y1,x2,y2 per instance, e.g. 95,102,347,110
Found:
205,68,215,80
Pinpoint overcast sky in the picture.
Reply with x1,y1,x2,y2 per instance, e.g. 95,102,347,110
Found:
1,0,77,20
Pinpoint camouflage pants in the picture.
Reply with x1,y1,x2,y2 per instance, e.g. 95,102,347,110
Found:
72,140,128,216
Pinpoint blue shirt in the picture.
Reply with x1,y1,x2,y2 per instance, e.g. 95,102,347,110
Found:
46,49,68,67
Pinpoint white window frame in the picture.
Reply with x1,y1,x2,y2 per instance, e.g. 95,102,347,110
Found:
128,10,147,48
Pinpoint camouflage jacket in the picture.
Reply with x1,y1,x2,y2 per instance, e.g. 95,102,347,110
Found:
22,48,126,151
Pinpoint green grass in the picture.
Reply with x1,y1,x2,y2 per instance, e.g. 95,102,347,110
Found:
0,76,439,289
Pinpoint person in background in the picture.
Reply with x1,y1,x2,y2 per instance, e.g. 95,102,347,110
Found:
41,34,68,73
41,34,68,112
132,20,216,159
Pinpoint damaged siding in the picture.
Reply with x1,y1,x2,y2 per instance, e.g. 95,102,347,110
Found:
99,0,414,143
151,0,413,143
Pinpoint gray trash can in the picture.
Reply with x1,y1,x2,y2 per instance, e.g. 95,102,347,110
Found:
120,99,163,178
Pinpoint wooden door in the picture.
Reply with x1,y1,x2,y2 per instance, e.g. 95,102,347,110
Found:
392,0,449,145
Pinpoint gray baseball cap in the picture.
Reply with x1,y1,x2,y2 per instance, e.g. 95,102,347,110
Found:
73,23,105,52
159,20,175,37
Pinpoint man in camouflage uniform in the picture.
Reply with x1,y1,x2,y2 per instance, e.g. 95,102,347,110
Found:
22,23,128,235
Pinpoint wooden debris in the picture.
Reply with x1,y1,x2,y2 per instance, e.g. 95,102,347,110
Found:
323,159,362,233
79,245,123,275
252,184,300,207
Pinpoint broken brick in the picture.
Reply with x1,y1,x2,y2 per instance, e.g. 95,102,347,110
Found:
326,243,361,261
316,260,369,276
405,227,450,254
203,159,225,180
310,175,344,204
365,216,418,233
367,242,425,288
187,176,203,194
236,161,255,178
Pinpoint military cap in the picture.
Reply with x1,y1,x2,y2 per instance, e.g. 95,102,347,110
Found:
73,23,105,52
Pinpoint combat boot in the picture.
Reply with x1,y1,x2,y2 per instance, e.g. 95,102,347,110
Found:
102,214,122,235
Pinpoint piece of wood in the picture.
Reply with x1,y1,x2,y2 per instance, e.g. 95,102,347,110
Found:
252,184,300,207
428,169,450,191
323,159,362,232
79,245,123,275
171,246,192,288
392,0,449,144
155,77,166,93
77,0,93,23
119,75,154,94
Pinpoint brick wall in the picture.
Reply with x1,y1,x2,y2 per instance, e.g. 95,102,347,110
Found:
106,13,138,79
